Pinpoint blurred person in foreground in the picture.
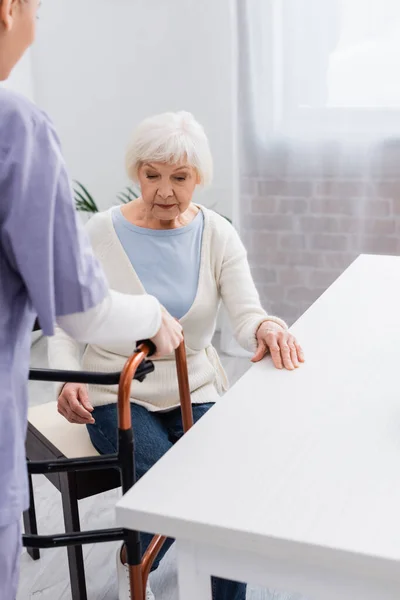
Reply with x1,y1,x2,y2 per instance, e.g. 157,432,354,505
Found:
0,2,182,598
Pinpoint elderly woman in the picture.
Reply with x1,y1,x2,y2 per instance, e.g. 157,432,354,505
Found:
48,111,304,600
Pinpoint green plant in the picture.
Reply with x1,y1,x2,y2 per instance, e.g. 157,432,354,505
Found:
74,181,99,213
74,182,140,213
116,186,140,205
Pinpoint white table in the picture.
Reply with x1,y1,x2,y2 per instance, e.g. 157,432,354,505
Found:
116,255,400,600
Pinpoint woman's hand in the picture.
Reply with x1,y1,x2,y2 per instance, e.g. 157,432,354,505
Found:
57,383,95,424
251,321,305,370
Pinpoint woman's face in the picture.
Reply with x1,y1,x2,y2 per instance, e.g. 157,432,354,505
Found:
0,0,40,81
137,161,199,221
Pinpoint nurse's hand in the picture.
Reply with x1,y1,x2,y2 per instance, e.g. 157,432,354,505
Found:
151,306,183,358
57,383,95,425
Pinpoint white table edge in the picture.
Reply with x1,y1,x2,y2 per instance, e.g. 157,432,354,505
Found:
115,503,400,585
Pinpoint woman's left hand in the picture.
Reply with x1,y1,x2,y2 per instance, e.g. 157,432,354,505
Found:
251,321,305,370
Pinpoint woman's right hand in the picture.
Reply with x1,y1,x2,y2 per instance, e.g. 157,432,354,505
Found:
57,383,95,425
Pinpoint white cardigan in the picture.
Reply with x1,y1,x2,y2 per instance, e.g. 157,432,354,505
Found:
48,206,286,412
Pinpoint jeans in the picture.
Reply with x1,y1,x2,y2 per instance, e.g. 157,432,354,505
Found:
87,402,246,600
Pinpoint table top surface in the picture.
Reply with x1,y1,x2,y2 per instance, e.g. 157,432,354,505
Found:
117,255,400,580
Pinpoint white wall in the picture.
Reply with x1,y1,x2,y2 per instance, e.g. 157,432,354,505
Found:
0,49,35,101
31,0,238,218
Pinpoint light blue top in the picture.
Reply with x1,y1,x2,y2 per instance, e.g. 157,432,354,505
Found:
112,207,204,320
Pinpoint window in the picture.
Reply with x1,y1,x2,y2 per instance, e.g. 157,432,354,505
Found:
275,0,400,136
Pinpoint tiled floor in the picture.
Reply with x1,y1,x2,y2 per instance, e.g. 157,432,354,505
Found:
19,334,305,600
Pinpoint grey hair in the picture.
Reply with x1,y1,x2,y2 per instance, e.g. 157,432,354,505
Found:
125,111,213,186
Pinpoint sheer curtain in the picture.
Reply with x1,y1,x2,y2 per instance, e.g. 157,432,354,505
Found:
231,0,400,346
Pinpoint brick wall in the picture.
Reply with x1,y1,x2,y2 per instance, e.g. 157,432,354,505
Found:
240,146,400,325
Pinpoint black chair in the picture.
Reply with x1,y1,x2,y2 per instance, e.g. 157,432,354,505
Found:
24,341,193,600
